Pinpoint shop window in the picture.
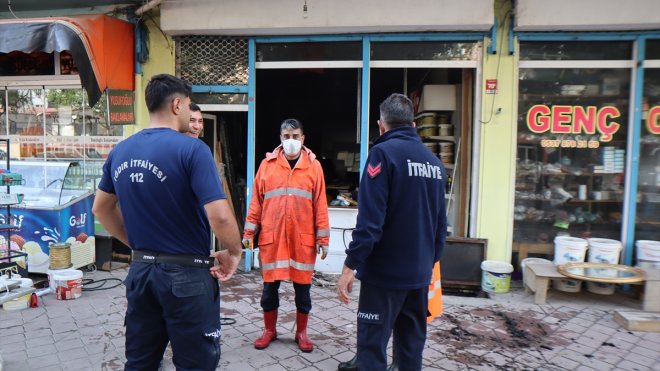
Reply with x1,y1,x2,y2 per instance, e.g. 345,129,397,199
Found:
514,67,630,259
519,42,632,61
257,42,361,62
636,67,660,246
6,89,45,159
45,87,84,159
0,89,121,192
371,42,479,61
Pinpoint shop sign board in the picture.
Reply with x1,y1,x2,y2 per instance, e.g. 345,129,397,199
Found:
107,90,135,125
647,106,660,135
526,104,623,148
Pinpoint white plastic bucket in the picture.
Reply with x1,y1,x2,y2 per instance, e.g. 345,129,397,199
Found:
587,281,616,295
554,236,588,265
587,238,622,264
554,279,582,293
636,240,660,266
51,269,83,300
2,294,29,311
481,260,513,293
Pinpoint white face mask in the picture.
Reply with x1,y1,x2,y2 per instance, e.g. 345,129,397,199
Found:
282,139,302,156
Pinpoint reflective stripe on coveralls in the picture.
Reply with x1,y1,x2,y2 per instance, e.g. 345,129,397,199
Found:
261,259,316,271
264,187,313,200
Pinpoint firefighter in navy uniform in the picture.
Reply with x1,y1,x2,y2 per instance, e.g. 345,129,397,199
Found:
93,74,243,371
337,93,447,371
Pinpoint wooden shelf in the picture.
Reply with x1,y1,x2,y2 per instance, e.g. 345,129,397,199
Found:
422,136,455,142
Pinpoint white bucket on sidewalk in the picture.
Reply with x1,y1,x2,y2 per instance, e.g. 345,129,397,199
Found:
586,238,622,295
554,237,588,292
50,269,83,300
636,240,660,269
481,260,513,293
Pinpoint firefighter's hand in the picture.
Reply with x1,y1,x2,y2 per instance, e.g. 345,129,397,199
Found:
317,244,328,260
337,265,355,304
242,238,253,250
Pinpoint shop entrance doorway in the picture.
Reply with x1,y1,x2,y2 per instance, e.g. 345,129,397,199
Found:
256,68,361,192
197,108,248,249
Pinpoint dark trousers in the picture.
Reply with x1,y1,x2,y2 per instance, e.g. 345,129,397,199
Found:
261,280,312,313
124,262,221,371
356,281,428,371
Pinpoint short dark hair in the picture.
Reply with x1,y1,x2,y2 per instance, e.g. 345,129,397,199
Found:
280,118,304,134
190,103,201,112
145,74,192,113
379,93,414,129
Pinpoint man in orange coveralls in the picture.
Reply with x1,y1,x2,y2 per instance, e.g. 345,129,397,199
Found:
242,118,330,352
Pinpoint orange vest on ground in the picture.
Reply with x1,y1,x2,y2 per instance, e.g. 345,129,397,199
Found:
427,262,443,323
244,146,330,284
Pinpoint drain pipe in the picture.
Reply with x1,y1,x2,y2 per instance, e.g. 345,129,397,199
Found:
135,0,163,16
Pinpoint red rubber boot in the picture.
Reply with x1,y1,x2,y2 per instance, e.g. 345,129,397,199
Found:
295,312,313,352
254,309,277,349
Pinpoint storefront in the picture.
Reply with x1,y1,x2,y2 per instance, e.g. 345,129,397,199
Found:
0,14,135,264
512,1,660,268
163,0,494,272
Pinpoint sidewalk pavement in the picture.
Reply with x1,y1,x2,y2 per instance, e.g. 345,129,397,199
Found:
1,267,659,371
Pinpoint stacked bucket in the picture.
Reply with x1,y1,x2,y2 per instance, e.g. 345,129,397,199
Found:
416,112,454,166
585,238,622,295
553,236,588,292
553,236,623,295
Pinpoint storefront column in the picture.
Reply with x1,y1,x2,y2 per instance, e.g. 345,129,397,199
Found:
622,37,646,266
246,39,257,208
359,37,370,174
476,0,517,261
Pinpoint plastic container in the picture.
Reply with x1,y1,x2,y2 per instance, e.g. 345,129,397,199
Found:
252,248,260,269
481,260,513,293
438,124,453,136
416,112,437,126
587,238,622,264
636,240,660,268
553,236,588,265
554,279,582,293
585,238,622,295
554,236,588,293
439,152,453,165
438,142,454,154
417,125,438,137
2,294,29,311
423,142,438,153
50,269,83,300
436,114,449,126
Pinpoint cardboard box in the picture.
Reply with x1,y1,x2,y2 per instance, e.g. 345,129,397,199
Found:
418,85,456,112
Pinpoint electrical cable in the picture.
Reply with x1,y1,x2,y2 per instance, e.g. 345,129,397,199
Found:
479,8,513,125
81,277,123,291
331,227,355,249
220,317,236,325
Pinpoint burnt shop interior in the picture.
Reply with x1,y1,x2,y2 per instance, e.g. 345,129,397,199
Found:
199,41,478,272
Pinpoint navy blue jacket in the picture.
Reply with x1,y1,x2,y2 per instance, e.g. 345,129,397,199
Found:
344,126,447,289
